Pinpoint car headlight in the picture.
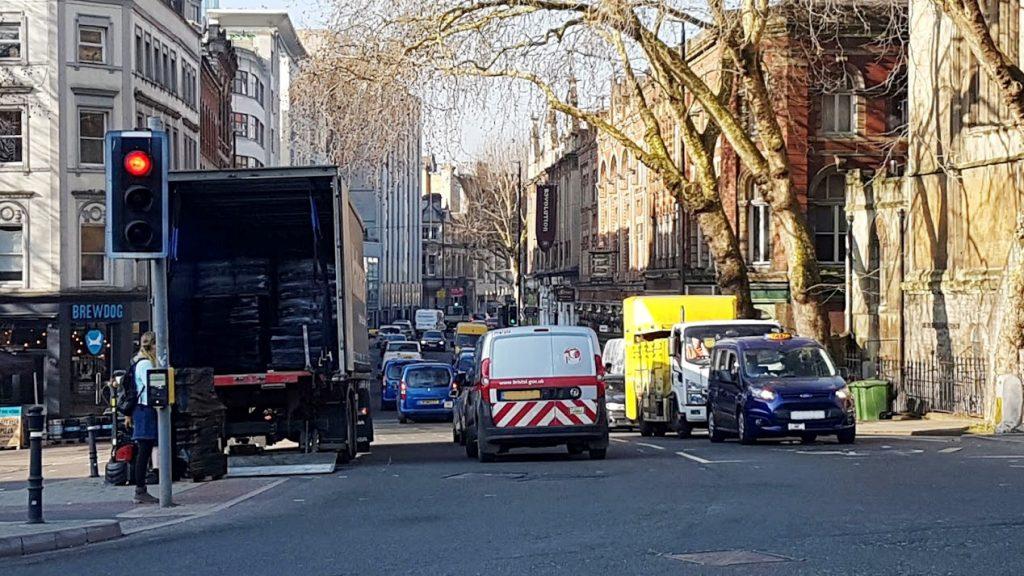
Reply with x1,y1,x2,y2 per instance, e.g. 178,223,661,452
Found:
687,393,705,405
835,386,851,400
751,387,776,401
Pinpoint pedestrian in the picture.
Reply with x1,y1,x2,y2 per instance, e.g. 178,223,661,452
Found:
131,332,159,504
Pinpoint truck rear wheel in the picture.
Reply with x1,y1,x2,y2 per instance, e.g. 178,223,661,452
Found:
676,419,693,439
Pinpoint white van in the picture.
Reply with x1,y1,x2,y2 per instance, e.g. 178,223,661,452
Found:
668,320,781,436
415,309,445,334
460,326,608,462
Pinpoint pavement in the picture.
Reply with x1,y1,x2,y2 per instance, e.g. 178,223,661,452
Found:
4,348,1024,574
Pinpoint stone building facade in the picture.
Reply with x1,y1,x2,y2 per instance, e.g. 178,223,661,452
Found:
0,0,201,416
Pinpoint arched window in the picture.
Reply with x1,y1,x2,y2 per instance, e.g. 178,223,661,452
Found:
821,66,862,134
747,183,771,265
809,171,848,263
79,202,107,282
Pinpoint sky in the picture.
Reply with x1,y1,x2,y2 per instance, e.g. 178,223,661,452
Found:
214,0,532,164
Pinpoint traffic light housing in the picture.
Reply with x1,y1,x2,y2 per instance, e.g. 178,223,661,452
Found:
106,131,168,258
507,305,518,326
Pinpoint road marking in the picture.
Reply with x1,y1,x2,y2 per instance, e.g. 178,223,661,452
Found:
636,442,665,450
674,451,742,464
969,455,1024,459
610,437,630,444
795,450,864,457
938,447,963,454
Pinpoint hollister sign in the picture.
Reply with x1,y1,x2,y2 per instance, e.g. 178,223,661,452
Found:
536,184,557,252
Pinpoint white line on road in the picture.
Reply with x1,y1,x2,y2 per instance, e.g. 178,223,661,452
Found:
675,451,712,464
635,442,665,450
938,447,963,454
968,455,1024,459
610,438,630,444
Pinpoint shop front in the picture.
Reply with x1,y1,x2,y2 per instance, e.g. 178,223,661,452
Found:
0,294,148,418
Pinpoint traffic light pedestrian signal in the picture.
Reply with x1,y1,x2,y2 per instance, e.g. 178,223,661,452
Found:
106,131,168,258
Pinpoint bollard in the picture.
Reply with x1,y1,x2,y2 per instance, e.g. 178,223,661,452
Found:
26,405,44,524
86,415,99,478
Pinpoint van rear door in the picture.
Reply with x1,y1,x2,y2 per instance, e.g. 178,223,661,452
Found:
486,332,601,428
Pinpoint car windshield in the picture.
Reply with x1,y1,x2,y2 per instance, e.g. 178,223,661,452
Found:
388,342,419,352
742,346,837,379
684,324,779,365
405,367,451,388
456,334,480,347
385,363,411,379
424,331,444,339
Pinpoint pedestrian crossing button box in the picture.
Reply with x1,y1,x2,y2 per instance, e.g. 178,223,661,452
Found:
146,368,175,407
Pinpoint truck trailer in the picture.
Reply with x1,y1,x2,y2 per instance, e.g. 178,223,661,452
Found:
166,167,373,462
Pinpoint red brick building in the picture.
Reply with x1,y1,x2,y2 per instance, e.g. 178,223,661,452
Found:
577,13,905,337
199,22,237,169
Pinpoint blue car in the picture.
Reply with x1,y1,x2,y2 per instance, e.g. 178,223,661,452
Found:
398,363,455,424
707,334,856,444
380,359,418,411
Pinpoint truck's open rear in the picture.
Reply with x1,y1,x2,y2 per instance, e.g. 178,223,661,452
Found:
167,167,370,459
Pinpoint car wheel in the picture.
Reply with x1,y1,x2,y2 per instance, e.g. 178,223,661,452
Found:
639,410,654,437
708,408,725,443
399,415,408,424
452,426,460,444
476,432,495,463
465,430,478,458
588,448,607,460
738,408,757,445
653,424,667,438
800,433,817,444
837,427,856,445
676,418,693,439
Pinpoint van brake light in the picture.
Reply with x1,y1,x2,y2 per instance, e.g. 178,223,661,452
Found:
595,354,605,377
480,358,491,386
400,381,407,400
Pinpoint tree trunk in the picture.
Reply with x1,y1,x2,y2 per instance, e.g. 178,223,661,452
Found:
766,177,831,342
694,208,757,318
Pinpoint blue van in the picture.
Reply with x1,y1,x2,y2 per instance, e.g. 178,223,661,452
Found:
398,363,456,424
380,358,418,411
707,334,855,444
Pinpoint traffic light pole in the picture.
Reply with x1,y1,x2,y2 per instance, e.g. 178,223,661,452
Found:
146,117,173,508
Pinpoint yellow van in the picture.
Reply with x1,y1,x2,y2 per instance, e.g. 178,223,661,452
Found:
454,322,488,356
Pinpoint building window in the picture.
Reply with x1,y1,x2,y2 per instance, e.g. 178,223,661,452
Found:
80,205,106,282
78,110,106,165
144,35,152,78
255,78,264,105
233,155,263,168
0,110,23,163
0,223,23,282
134,29,142,72
77,25,106,64
169,52,177,94
1,22,22,60
233,70,249,95
233,112,247,137
810,172,848,263
821,69,858,134
748,185,771,265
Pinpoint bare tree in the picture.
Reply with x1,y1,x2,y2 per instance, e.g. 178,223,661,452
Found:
453,141,527,301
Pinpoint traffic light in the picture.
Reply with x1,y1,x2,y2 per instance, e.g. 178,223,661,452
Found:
106,131,168,258
507,305,518,326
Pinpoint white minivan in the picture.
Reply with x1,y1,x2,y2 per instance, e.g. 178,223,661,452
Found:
460,326,608,462
415,309,445,335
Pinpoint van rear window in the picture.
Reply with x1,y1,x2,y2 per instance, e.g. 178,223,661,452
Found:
490,334,594,379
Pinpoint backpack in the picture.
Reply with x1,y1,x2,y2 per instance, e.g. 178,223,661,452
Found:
117,356,144,415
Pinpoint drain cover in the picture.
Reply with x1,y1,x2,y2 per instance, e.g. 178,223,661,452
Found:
667,550,794,567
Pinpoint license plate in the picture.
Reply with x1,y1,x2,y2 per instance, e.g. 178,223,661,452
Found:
502,390,541,401
420,399,440,405
443,400,453,409
569,406,585,416
788,423,806,431
791,410,826,420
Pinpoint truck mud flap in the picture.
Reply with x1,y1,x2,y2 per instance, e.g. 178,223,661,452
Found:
227,452,337,477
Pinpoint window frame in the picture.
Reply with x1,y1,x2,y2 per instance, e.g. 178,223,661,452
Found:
77,24,107,65
810,172,848,264
0,108,24,165
747,185,771,266
0,20,24,62
0,221,24,284
77,109,107,166
79,221,106,283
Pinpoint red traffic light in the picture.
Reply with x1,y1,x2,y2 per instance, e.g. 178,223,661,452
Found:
123,150,152,177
